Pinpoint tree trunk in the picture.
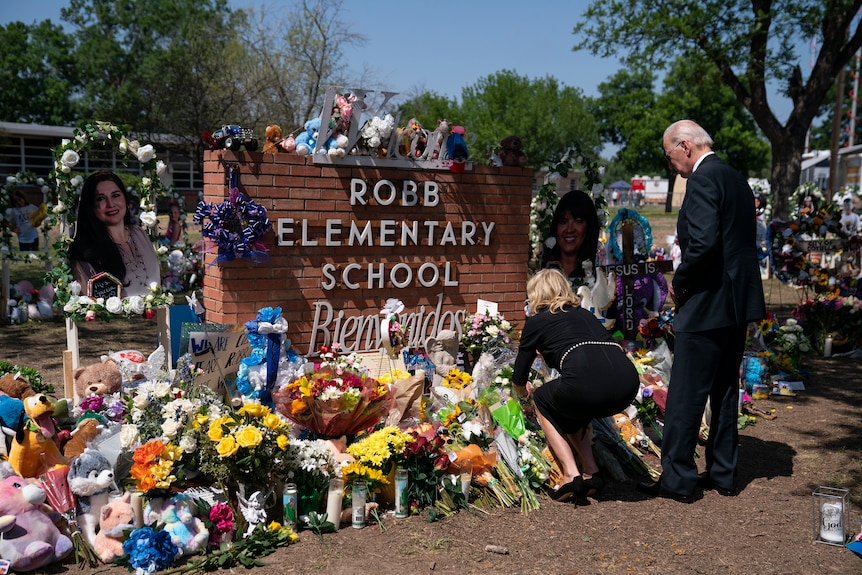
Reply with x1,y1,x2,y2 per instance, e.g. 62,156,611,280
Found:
769,142,802,221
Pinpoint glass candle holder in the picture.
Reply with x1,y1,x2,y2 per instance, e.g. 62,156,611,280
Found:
352,480,367,529
326,477,344,530
282,482,297,529
812,486,850,545
394,468,409,518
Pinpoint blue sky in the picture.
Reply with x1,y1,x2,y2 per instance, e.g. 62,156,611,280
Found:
0,0,627,101
2,0,799,126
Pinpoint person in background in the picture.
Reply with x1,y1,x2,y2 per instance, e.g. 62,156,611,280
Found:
839,196,859,236
513,268,639,502
68,170,160,297
638,120,766,503
542,190,601,287
6,190,40,251
164,200,184,244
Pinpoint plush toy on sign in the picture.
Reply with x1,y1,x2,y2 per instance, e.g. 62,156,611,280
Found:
498,135,527,167
423,119,450,160
445,125,469,173
145,494,209,556
9,394,67,478
0,475,74,572
73,357,123,404
94,491,136,563
262,124,284,154
398,118,427,158
69,448,116,547
294,117,349,157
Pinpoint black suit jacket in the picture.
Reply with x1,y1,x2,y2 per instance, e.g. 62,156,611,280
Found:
672,154,766,332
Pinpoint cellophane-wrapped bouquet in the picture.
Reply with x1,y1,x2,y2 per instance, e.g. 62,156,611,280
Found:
272,346,393,438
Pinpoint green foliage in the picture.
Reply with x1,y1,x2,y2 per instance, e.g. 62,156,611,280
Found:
161,524,297,575
458,70,601,167
304,511,335,542
573,0,862,218
0,20,81,125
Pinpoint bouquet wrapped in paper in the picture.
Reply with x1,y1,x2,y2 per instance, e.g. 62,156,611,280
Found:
40,465,101,567
273,350,393,438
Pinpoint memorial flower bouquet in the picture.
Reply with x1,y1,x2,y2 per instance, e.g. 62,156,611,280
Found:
771,317,812,371
344,426,412,494
129,439,185,494
198,402,293,486
461,311,515,357
272,347,393,438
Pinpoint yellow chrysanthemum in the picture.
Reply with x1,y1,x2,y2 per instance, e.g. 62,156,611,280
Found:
216,435,239,458
235,426,263,448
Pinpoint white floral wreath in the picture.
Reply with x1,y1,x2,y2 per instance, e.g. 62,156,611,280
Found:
47,121,174,321
1,172,55,262
790,181,826,213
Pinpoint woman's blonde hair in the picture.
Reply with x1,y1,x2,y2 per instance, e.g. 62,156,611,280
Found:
526,269,580,314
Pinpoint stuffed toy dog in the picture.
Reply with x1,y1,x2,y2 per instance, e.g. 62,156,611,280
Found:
9,394,67,478
69,448,116,547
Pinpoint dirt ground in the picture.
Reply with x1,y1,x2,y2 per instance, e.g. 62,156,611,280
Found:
1,280,861,575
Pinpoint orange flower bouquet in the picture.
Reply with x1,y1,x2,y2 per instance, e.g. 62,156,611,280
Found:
273,348,393,438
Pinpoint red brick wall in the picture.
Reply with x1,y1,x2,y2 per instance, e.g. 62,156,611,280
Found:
201,150,531,356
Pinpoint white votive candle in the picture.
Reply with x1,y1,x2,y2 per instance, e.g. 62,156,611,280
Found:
823,336,833,358
326,478,344,530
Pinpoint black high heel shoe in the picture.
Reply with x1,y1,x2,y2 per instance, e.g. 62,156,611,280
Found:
583,472,604,496
549,476,591,502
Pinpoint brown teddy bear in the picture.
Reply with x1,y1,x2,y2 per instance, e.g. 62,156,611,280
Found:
63,417,104,459
498,135,527,167
73,358,122,405
0,373,35,399
263,124,285,154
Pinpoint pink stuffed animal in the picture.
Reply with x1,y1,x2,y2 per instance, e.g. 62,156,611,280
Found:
94,492,137,563
0,475,74,571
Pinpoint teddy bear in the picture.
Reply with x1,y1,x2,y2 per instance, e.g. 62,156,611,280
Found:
498,135,527,167
145,494,209,556
69,448,116,547
0,474,74,571
0,372,36,399
296,117,348,156
94,492,136,563
262,124,284,154
9,394,67,478
73,357,122,405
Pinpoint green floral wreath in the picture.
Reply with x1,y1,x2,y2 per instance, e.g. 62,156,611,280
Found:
790,182,826,215
607,208,652,262
1,172,55,262
46,121,174,321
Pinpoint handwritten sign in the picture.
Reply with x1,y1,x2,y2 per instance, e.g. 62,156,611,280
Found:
187,325,250,397
88,272,122,300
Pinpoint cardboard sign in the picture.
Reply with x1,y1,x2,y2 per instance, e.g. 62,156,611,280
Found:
186,324,250,397
88,271,122,300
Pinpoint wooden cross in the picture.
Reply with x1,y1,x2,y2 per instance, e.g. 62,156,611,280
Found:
602,222,673,340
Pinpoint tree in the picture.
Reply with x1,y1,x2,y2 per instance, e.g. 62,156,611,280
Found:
60,0,245,136
0,21,80,125
237,0,367,135
395,91,460,135
573,0,862,219
458,70,601,167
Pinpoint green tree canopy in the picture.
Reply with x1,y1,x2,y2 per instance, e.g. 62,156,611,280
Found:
0,20,80,125
573,0,862,218
458,70,600,167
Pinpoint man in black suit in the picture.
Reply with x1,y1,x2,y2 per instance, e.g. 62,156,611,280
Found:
639,120,766,503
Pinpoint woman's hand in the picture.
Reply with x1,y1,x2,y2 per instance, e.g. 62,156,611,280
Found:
513,383,533,401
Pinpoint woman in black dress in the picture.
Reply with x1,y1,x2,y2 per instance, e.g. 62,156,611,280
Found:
513,268,639,502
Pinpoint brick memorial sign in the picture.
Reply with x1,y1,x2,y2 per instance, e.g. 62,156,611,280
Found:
200,152,532,356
